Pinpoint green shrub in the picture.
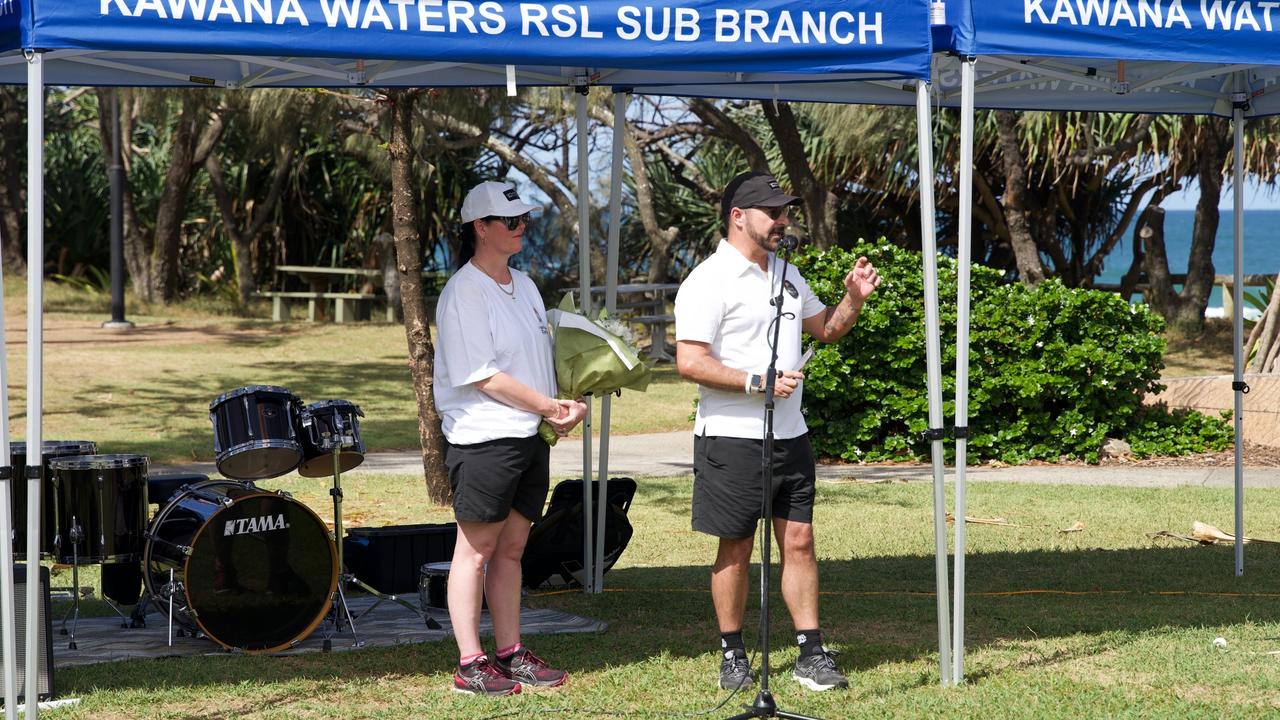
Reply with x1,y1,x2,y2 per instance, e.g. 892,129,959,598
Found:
794,241,1232,464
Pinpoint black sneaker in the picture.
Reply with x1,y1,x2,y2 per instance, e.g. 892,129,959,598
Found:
793,647,848,691
453,656,522,696
719,648,756,690
495,647,567,688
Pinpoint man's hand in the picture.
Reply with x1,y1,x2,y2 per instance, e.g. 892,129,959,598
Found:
843,256,881,303
773,370,804,399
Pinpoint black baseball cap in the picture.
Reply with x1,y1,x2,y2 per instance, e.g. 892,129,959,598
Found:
720,171,800,223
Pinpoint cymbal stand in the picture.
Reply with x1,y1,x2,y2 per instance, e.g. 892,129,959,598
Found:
322,428,440,652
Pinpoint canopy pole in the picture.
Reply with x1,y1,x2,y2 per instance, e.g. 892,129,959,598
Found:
915,79,952,688
1231,72,1246,577
595,91,628,593
0,138,17,719
951,58,975,683
575,88,596,594
25,51,46,720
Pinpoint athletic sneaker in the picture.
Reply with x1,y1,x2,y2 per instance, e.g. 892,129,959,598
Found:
496,647,568,688
793,647,849,691
719,648,756,690
453,656,522,696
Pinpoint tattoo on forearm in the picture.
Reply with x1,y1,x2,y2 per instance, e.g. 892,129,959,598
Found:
826,300,858,336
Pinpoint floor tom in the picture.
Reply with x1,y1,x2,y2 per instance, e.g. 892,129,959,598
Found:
48,453,148,564
7,440,97,559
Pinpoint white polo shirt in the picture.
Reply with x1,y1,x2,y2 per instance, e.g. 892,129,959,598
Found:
674,240,825,440
433,262,557,445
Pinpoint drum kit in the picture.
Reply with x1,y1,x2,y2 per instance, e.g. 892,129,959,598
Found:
9,384,437,656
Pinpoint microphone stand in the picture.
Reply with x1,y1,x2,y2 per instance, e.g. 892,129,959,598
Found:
728,239,819,720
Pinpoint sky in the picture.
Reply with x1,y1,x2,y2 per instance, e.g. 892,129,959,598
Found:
1161,177,1280,210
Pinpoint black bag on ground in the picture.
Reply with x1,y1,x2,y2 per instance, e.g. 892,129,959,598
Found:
522,478,636,589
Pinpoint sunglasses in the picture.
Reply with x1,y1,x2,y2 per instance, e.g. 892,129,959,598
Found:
751,205,788,220
485,213,530,231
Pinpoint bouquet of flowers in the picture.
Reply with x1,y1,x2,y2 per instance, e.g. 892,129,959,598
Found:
539,293,652,445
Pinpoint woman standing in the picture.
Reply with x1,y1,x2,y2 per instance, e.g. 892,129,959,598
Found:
434,181,587,696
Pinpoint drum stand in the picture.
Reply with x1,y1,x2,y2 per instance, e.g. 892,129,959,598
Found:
55,521,136,652
322,444,440,652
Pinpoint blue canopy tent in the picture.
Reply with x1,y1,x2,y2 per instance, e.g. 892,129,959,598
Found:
932,0,1279,685
0,1,949,711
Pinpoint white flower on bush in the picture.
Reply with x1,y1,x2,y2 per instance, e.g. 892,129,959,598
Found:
1036,341,1043,348
1026,314,1035,326
1101,378,1109,386
1070,428,1078,437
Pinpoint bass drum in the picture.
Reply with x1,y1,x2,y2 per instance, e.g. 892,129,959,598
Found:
143,480,337,653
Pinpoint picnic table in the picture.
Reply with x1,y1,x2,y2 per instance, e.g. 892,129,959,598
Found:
564,283,680,362
259,265,438,323
566,283,680,316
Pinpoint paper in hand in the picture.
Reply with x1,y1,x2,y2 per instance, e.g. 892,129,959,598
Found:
798,344,815,371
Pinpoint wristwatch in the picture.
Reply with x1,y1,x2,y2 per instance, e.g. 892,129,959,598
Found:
748,374,763,394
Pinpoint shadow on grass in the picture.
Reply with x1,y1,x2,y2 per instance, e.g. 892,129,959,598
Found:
31,321,303,347
65,359,417,461
58,542,1280,696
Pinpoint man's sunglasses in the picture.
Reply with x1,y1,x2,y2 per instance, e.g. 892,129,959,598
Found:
751,205,788,220
485,213,531,230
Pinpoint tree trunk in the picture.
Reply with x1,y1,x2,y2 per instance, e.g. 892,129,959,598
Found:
148,95,200,301
620,118,678,281
206,144,295,305
1171,121,1230,335
1245,270,1280,373
1119,206,1154,300
387,89,451,506
1141,206,1186,328
148,96,225,302
994,111,1047,285
0,87,27,275
760,101,840,249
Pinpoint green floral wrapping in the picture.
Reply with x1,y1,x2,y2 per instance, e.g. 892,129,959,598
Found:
539,294,653,445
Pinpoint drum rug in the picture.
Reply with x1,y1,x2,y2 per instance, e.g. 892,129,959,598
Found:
51,596,607,668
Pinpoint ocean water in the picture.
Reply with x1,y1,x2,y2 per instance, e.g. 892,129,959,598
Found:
1093,208,1280,311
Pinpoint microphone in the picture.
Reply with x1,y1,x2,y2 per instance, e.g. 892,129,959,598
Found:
778,234,802,251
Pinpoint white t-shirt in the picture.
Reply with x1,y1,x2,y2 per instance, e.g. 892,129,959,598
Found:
674,240,826,440
433,262,557,445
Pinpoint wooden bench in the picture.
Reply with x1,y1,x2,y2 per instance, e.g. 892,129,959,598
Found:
255,291,384,323
631,314,675,362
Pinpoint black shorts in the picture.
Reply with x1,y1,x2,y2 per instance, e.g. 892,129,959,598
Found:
445,435,550,524
691,433,816,539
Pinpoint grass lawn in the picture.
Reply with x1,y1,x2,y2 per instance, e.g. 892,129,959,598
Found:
7,280,1273,717
42,476,1280,719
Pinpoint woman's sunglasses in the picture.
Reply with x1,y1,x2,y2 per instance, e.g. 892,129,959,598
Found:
485,213,531,231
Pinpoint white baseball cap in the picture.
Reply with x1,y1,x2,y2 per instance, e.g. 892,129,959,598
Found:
460,181,541,223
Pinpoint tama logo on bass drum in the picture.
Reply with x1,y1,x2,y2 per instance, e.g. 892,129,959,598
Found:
224,514,290,536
